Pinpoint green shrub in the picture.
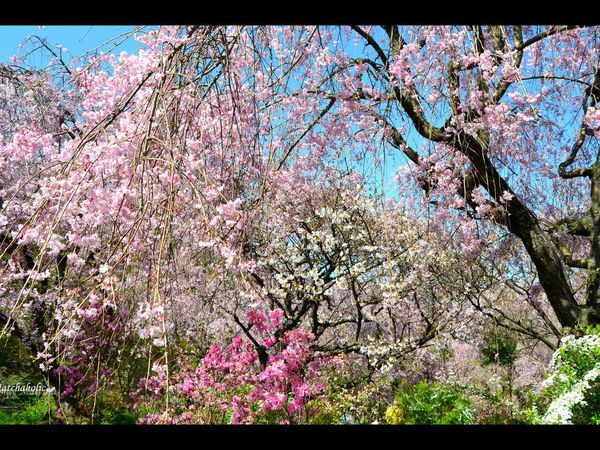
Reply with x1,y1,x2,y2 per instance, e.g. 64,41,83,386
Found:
538,326,600,424
0,394,55,425
385,382,475,424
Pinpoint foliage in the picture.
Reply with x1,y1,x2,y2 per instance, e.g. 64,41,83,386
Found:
539,326,600,424
385,382,475,424
0,340,54,424
0,393,55,425
480,329,518,367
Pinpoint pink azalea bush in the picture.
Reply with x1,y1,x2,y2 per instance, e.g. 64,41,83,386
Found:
134,310,329,424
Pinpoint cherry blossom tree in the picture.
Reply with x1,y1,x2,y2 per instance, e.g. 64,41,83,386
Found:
342,26,600,332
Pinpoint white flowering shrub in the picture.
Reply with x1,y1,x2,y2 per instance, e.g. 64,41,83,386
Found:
540,327,600,424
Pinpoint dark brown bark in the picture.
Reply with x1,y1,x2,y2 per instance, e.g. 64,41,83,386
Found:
457,134,584,328
584,145,600,312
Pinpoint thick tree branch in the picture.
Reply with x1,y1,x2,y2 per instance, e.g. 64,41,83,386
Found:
548,214,592,237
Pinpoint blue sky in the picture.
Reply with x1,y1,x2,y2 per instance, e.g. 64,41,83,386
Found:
0,26,144,66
